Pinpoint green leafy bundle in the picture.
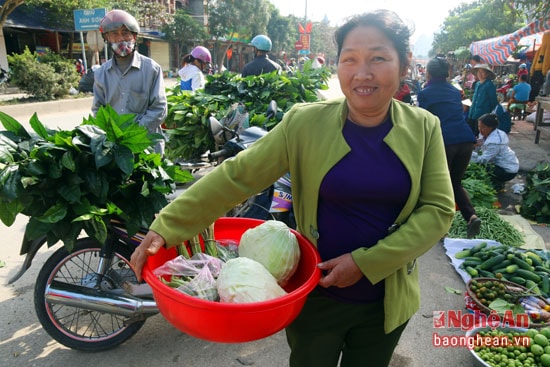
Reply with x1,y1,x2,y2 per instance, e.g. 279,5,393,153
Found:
448,206,525,246
462,162,498,209
0,106,193,252
163,63,331,161
521,162,550,224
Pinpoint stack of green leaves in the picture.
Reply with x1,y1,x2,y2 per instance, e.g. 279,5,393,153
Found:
521,162,550,224
0,106,193,252
163,62,331,162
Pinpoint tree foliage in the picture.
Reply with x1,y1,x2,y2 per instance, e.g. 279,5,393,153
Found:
0,0,25,29
1,0,172,31
266,5,298,56
431,0,525,57
161,9,208,66
208,0,270,69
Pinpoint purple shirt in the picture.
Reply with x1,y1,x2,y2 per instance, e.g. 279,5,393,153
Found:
317,118,411,303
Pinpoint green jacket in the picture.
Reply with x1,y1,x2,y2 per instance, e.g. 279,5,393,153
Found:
151,97,455,333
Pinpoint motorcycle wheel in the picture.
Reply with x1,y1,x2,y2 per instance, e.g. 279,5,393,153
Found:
34,238,146,351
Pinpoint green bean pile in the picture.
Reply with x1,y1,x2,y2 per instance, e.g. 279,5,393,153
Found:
448,207,525,247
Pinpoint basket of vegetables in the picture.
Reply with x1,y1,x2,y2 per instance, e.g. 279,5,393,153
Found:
142,217,321,343
467,277,550,328
466,326,550,367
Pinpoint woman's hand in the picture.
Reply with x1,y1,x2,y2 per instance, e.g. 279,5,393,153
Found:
130,230,166,282
317,253,364,288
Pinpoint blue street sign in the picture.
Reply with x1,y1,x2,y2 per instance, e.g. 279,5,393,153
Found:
73,8,106,32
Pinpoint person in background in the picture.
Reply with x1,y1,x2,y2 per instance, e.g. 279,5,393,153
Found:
241,35,281,77
471,113,519,191
468,55,483,91
312,56,325,69
75,59,85,76
92,9,167,154
393,80,412,104
417,57,481,239
507,73,531,114
78,64,100,93
130,9,454,367
517,63,528,81
467,63,498,135
178,46,212,92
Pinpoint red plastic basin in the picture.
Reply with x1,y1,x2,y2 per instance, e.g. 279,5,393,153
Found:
142,217,321,343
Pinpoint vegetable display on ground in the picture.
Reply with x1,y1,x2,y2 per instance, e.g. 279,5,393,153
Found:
448,207,525,246
471,327,550,367
456,243,550,299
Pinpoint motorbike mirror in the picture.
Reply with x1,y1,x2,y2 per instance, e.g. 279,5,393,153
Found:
209,116,223,136
210,116,239,145
267,100,278,119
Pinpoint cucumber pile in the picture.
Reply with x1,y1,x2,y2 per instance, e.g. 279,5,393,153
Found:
456,242,550,297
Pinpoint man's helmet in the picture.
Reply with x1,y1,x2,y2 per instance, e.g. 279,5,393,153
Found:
191,46,212,63
100,10,140,38
250,35,272,52
519,63,527,69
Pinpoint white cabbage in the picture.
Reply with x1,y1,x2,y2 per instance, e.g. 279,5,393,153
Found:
238,220,300,286
216,257,287,303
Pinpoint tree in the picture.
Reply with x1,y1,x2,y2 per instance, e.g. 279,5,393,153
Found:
208,0,270,70
309,19,337,64
431,0,524,58
162,9,208,67
266,6,297,56
508,0,549,22
0,0,25,29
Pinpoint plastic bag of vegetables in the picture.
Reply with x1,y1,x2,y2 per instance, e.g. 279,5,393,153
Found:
153,253,223,301
216,257,287,303
238,220,301,286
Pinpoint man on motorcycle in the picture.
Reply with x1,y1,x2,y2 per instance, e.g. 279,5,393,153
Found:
92,9,167,154
241,35,281,77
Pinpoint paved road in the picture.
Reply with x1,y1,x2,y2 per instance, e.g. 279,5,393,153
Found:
0,76,548,367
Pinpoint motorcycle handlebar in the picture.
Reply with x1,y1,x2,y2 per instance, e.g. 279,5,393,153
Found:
208,148,229,161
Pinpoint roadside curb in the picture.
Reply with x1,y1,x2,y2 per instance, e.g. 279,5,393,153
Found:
1,96,94,118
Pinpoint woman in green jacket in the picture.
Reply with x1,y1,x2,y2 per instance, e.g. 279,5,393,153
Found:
131,10,454,367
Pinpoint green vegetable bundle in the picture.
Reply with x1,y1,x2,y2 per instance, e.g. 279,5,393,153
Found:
521,162,550,224
0,106,193,252
163,64,331,162
448,206,525,246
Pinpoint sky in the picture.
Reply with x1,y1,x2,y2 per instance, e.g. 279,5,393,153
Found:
268,0,473,42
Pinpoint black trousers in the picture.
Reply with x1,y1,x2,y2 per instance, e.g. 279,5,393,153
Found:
445,142,476,222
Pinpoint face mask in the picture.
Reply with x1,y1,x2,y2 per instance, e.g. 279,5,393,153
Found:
111,40,135,57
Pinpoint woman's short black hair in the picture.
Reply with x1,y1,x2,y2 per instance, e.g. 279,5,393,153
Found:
478,113,499,128
427,57,449,79
334,9,412,74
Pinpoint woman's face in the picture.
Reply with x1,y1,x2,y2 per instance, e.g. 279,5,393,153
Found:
476,69,488,82
477,121,492,138
337,26,404,125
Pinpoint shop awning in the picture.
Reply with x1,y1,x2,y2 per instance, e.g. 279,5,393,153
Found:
469,18,550,65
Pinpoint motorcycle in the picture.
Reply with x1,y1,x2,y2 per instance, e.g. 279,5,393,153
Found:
207,101,295,229
497,77,514,102
7,101,294,351
0,68,9,90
